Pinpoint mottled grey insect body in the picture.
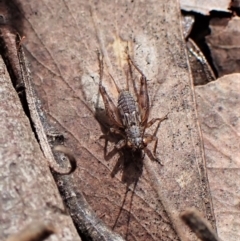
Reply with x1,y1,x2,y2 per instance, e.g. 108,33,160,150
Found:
118,91,138,116
98,56,168,163
118,90,144,150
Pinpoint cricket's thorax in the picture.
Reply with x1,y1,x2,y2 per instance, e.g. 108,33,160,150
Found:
118,91,143,149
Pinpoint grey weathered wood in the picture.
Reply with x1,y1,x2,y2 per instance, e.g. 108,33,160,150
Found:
0,56,81,241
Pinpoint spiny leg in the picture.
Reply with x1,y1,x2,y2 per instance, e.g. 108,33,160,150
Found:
139,75,150,126
144,146,163,165
143,114,168,165
97,52,126,158
143,134,161,163
97,51,123,127
146,114,168,129
126,56,138,95
99,85,123,128
124,61,130,91
128,56,150,125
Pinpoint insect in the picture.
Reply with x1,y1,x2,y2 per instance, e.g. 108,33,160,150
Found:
99,56,168,164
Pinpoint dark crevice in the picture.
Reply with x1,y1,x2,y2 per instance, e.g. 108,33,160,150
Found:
0,37,38,142
209,10,233,18
0,1,39,140
0,0,32,120
0,0,24,35
182,10,219,79
182,10,233,81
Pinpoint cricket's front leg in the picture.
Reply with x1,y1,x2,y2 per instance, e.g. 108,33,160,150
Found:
146,114,168,129
143,134,163,165
99,85,123,128
143,134,158,156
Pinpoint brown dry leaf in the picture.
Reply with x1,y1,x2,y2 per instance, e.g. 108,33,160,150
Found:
180,0,230,14
196,74,240,241
17,0,215,240
206,17,240,78
0,56,80,241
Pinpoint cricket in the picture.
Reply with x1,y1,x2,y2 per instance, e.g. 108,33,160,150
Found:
99,55,168,164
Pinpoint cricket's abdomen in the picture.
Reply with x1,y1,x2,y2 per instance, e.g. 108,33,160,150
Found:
118,90,141,130
118,91,137,115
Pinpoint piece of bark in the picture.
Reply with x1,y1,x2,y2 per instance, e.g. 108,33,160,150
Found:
17,33,77,175
16,1,216,240
0,56,81,241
